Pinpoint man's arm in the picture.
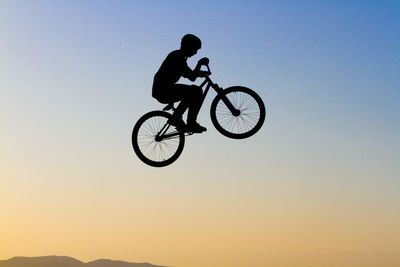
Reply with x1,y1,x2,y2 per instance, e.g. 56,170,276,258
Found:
183,57,209,82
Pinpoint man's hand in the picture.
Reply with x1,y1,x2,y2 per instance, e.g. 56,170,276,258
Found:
198,57,209,66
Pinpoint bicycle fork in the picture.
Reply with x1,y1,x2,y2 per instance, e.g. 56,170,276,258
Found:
211,83,240,117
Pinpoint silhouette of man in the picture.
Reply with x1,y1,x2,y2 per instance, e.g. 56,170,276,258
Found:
152,34,209,133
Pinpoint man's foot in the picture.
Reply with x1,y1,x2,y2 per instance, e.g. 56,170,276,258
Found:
168,116,186,130
186,121,207,133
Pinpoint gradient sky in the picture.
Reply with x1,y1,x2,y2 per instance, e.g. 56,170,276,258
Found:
1,1,400,267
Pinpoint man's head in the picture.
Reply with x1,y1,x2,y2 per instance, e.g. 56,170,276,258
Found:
180,34,201,57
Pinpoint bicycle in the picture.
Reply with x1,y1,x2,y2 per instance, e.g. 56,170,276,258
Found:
132,62,266,167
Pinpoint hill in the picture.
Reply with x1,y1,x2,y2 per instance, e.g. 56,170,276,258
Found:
0,256,167,267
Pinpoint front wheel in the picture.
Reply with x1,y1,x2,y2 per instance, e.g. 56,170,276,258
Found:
132,111,185,167
210,86,265,139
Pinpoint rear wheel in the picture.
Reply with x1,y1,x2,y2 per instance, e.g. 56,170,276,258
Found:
210,86,265,139
132,111,185,167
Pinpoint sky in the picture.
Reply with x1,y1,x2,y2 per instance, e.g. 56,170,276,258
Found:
1,1,400,267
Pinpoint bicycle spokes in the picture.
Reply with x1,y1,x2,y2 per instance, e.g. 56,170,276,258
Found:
133,111,185,167
210,86,265,139
220,93,259,129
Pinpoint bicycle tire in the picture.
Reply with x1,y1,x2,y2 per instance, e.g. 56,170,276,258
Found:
132,111,185,167
210,86,265,139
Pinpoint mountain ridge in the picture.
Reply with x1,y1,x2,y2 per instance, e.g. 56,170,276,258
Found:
0,256,168,267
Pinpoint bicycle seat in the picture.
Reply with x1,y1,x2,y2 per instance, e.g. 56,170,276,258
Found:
163,102,175,111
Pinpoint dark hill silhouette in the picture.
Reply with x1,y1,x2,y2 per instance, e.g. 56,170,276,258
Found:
87,259,164,267
0,256,167,267
0,256,86,267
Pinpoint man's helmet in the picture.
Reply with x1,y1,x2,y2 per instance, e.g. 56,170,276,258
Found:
181,34,202,50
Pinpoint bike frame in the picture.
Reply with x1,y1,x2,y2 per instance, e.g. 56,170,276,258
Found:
156,68,239,140
198,68,240,116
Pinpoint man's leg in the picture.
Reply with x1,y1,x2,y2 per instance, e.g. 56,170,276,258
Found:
167,84,206,132
167,84,202,119
185,85,203,124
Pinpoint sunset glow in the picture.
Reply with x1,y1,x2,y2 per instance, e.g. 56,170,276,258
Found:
1,1,399,267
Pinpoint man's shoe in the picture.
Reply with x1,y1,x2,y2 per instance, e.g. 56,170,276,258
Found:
168,116,186,130
187,122,207,133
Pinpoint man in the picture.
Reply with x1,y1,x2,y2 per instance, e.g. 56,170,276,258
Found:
152,34,209,133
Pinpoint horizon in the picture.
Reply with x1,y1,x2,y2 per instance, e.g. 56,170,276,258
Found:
1,1,399,267
0,255,167,267
1,255,154,262
1,255,145,261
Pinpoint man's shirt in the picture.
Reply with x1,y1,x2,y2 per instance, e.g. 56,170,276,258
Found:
152,50,192,98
